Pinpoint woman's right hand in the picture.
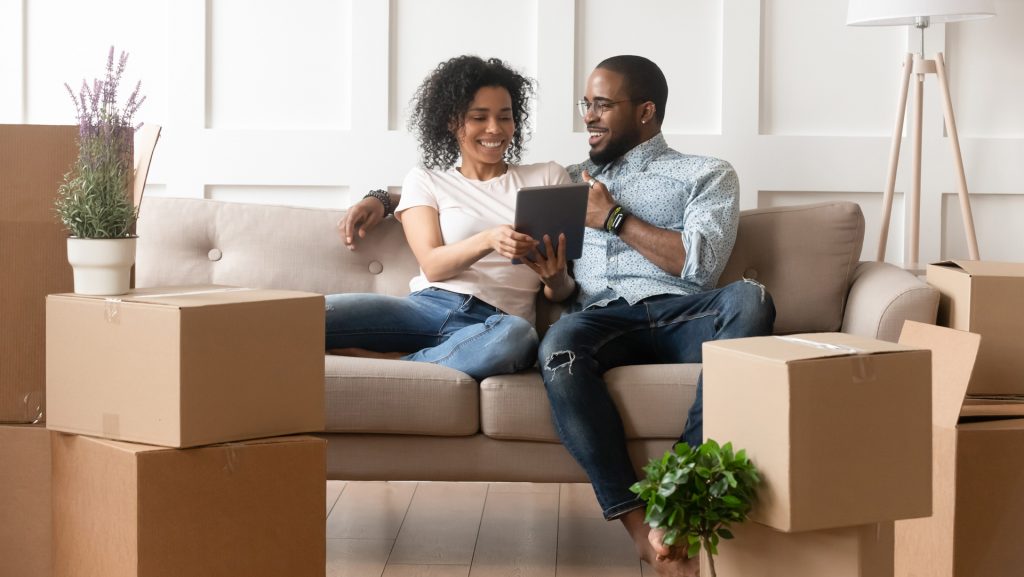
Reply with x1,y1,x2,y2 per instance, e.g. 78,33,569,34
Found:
338,197,386,250
485,225,538,260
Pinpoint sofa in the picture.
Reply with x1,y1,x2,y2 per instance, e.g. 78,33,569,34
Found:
136,197,939,482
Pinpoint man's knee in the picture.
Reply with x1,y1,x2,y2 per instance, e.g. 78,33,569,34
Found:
725,278,776,334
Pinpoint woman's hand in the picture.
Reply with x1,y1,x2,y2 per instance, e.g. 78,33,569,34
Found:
337,197,386,250
524,234,575,302
485,225,539,261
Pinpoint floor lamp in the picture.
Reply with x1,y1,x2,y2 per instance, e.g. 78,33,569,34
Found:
847,0,996,266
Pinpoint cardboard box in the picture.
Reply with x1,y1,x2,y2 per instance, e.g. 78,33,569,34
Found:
0,124,78,423
705,521,894,577
896,321,1024,577
703,332,932,532
0,424,52,577
46,286,325,447
927,260,1024,395
52,433,326,577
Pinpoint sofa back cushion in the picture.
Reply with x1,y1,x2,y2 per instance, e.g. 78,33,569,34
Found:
136,197,418,297
137,198,863,335
719,201,864,333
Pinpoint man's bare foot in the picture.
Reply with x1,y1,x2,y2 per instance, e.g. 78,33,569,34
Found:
621,509,699,577
327,347,405,360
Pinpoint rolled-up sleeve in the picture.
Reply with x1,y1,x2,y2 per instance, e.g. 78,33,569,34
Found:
680,159,739,288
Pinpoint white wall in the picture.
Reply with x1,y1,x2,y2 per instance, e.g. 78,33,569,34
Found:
3,0,1023,264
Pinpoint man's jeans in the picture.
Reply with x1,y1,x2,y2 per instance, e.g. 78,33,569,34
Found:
325,287,538,381
539,280,776,519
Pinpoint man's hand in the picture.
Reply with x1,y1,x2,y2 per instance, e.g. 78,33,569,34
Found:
338,196,386,250
582,170,616,229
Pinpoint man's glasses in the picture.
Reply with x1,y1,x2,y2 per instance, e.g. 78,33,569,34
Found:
576,98,634,119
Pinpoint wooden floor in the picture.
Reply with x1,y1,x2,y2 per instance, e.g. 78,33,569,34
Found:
325,481,655,577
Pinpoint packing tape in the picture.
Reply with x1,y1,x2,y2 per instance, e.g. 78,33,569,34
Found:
136,287,253,299
22,391,44,424
104,298,122,324
775,335,865,355
776,336,877,384
222,442,241,475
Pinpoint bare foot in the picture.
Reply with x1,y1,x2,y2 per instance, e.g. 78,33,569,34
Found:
621,509,699,577
327,347,406,360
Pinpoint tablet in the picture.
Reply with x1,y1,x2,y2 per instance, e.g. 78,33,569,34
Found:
512,183,589,264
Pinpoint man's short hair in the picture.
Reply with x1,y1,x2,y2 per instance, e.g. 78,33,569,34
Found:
596,55,668,125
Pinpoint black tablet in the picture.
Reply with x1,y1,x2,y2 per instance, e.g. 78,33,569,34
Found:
512,183,589,264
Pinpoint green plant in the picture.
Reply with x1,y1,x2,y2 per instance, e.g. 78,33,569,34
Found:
55,46,144,239
630,439,760,577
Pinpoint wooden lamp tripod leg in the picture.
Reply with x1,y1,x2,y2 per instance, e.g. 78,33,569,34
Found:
934,52,981,260
877,54,915,262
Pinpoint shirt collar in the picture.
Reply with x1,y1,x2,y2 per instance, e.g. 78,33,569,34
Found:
591,132,668,178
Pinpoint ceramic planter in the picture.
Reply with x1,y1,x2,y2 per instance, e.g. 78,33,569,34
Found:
66,237,137,296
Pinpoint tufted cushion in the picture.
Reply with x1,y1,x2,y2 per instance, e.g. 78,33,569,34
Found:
719,201,864,334
136,197,419,297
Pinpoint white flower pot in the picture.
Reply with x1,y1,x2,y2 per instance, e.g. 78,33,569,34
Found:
66,237,137,296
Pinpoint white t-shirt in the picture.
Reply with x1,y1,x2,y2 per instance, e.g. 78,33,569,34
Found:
395,161,571,325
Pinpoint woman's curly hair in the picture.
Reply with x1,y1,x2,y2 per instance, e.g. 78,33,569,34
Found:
408,55,534,170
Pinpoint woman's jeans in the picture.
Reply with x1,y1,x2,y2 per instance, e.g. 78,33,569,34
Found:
324,287,538,381
538,280,776,519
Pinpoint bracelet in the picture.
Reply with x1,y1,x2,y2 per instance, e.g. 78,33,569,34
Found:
605,205,628,236
363,189,394,218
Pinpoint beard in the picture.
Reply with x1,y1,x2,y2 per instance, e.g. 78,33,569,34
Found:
588,124,643,166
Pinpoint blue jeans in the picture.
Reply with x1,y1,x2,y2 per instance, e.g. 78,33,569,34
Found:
539,280,776,519
324,287,538,381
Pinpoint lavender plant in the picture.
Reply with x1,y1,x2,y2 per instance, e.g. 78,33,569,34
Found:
56,47,145,238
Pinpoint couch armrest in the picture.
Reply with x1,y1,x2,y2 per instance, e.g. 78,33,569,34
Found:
841,261,939,342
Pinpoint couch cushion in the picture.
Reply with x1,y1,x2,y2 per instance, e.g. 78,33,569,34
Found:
324,356,478,436
480,364,700,442
719,201,864,334
137,197,419,297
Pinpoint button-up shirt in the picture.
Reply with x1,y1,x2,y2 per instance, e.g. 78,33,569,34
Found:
566,133,739,310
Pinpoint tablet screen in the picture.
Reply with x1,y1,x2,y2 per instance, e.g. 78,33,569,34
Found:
512,183,589,264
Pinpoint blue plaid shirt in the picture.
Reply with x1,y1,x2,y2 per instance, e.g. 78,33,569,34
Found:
566,133,739,310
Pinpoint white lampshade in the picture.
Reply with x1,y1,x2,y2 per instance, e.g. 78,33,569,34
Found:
847,0,997,26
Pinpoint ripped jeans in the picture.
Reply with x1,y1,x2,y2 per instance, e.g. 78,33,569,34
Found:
325,287,538,381
538,280,776,519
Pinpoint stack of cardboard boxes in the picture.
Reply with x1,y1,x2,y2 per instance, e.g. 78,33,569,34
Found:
701,332,935,576
891,263,1024,577
44,286,328,576
2,126,330,576
1,124,78,577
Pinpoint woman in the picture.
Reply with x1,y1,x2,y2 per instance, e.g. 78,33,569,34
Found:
325,56,575,381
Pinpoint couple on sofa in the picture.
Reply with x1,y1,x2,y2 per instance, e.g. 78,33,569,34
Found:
325,53,775,577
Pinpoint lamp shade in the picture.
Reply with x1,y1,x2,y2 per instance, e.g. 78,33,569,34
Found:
847,0,997,26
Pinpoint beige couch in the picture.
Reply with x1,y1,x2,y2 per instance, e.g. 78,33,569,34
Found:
136,197,938,482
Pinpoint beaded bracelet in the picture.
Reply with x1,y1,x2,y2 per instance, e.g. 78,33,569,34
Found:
363,189,394,218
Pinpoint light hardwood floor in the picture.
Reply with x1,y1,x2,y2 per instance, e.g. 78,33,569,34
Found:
325,481,655,577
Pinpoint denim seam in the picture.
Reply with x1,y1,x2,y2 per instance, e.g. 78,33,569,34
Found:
431,314,509,365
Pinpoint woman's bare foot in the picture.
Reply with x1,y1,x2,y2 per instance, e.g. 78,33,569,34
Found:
621,509,700,577
327,347,406,360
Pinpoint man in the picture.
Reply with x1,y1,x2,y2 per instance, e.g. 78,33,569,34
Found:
537,55,774,577
341,55,775,577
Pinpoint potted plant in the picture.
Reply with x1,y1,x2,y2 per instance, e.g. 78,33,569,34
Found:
56,46,145,296
630,439,760,577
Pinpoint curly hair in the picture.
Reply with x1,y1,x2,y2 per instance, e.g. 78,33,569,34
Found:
408,55,534,170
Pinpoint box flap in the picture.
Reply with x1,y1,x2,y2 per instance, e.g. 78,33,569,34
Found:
898,321,980,428
928,260,1024,278
705,333,915,364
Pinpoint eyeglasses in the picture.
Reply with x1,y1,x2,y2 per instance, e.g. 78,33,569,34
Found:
576,98,634,119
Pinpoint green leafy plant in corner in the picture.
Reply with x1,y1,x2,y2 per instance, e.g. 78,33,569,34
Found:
55,46,144,239
630,439,760,577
